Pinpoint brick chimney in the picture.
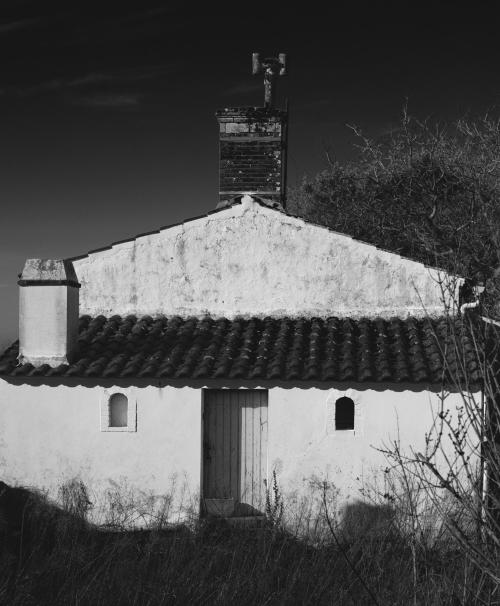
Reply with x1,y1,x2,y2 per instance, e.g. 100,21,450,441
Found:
18,259,80,367
216,53,288,209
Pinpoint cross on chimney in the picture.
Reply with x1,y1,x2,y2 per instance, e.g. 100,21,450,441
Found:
252,53,287,108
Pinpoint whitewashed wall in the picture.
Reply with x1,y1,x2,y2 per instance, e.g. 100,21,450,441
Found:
0,380,473,525
73,199,458,319
267,387,472,511
0,382,202,525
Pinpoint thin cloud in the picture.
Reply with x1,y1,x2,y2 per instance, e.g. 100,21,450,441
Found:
225,81,262,96
67,73,113,87
0,65,172,97
0,17,44,34
299,98,333,109
68,66,172,87
74,92,143,108
0,78,69,97
143,7,179,17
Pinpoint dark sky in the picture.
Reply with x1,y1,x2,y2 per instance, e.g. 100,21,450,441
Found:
1,1,499,345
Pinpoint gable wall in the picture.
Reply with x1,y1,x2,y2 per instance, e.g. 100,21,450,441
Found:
73,200,457,319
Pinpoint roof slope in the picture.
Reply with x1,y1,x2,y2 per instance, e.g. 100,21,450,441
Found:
69,197,451,273
0,315,481,384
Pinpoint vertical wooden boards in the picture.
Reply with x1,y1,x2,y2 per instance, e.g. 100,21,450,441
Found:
203,389,268,515
240,389,268,512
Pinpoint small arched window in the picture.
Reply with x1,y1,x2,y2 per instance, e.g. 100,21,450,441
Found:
109,393,128,427
335,397,354,430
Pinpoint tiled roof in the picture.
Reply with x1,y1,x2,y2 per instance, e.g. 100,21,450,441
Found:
0,315,481,384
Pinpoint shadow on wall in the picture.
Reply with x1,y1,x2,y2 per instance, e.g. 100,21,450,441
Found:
0,480,193,559
0,480,397,555
339,500,395,541
0,480,88,556
0,479,396,548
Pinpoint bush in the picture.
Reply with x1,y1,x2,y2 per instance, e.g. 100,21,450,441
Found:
288,109,500,316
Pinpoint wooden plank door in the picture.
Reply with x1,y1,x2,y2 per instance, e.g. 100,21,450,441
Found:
203,389,268,516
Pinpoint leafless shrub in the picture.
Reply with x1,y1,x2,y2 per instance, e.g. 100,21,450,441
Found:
97,475,198,531
264,469,284,528
58,478,92,521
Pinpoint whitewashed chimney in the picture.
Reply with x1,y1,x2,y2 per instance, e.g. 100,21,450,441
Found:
18,259,80,367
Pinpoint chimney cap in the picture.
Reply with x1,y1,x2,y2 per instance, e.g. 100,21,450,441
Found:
18,259,80,288
215,106,287,119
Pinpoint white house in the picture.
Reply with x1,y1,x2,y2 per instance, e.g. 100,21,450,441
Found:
0,63,481,525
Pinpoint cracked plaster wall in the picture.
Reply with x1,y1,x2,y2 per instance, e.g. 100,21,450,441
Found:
73,200,457,319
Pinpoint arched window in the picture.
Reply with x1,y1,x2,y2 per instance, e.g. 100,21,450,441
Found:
109,393,128,427
335,397,354,430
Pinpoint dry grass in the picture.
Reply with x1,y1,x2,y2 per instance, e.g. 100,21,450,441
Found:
1,481,498,605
